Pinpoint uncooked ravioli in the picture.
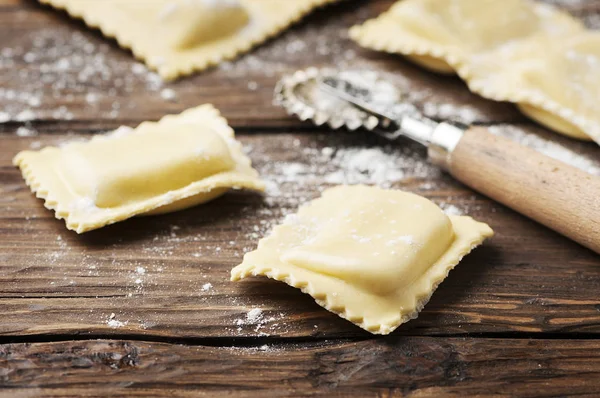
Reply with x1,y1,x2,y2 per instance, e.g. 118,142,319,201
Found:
231,185,493,335
350,0,600,143
13,105,265,233
39,0,342,80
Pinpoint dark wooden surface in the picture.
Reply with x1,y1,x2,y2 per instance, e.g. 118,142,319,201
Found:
1,0,600,396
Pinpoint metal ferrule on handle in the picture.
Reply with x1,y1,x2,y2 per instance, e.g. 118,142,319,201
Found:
427,121,467,170
400,118,466,171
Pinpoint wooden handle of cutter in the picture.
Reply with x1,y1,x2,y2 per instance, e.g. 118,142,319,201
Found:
448,127,600,254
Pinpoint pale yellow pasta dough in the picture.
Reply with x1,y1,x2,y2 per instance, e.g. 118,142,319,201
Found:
350,0,600,143
465,32,600,142
39,0,340,80
350,0,581,72
13,105,265,233
231,185,493,335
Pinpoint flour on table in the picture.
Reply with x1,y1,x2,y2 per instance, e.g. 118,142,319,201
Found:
160,88,177,102
201,282,213,292
258,139,440,205
107,313,127,328
232,308,287,335
246,308,263,323
16,126,37,137
441,204,463,216
0,28,174,124
323,148,409,187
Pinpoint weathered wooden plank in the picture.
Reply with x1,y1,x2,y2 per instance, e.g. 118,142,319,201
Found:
0,0,545,130
2,337,600,397
0,0,597,134
1,0,598,133
1,126,599,339
1,0,599,394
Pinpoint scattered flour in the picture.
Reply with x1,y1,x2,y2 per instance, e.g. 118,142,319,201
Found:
324,148,408,187
160,88,177,102
0,28,176,124
232,308,288,335
107,313,127,328
246,308,263,323
441,204,463,216
16,126,37,137
201,282,213,292
258,140,440,209
107,319,126,328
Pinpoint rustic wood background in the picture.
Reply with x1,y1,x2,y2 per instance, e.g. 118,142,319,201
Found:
1,0,600,396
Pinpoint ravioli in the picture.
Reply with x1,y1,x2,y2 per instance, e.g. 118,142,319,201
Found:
13,105,265,233
39,0,341,80
350,0,600,143
231,185,493,335
466,32,600,142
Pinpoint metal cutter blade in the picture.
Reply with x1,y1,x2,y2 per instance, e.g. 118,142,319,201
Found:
275,68,467,170
318,75,438,147
274,67,405,132
275,68,437,147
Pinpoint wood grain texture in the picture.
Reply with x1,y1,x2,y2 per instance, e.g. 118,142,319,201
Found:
450,127,600,254
3,338,600,397
0,0,526,130
2,0,600,395
0,0,596,131
1,130,600,340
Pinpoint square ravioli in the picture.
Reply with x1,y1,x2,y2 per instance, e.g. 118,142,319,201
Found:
39,0,340,80
13,105,265,233
350,0,600,143
464,31,600,143
231,185,493,335
350,0,581,74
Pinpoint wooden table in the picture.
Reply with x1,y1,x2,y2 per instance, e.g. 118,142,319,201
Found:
1,0,600,396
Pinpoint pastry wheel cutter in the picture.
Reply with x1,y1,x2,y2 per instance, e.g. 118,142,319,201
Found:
275,68,600,254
